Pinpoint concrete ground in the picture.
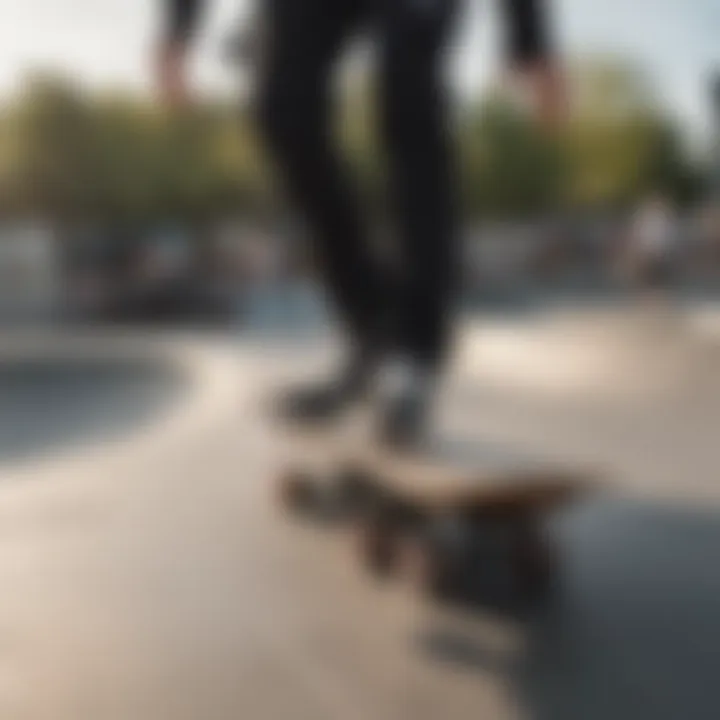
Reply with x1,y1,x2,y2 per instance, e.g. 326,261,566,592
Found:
1,305,720,720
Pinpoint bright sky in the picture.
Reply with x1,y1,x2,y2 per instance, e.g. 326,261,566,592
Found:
0,0,717,137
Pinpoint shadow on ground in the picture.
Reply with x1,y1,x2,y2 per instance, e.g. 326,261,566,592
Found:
418,498,720,720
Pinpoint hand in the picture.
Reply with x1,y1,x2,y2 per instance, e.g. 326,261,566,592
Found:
531,62,566,129
156,40,192,108
532,62,567,129
513,60,567,130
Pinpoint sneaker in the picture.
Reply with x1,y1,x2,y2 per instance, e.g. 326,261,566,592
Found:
276,347,377,425
374,357,436,449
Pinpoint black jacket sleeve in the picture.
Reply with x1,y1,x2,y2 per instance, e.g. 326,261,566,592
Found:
501,0,553,65
165,0,204,44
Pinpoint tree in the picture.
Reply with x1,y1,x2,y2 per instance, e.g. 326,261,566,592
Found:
565,56,695,207
3,73,99,220
0,59,700,229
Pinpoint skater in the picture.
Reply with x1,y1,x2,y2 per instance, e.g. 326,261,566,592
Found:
157,0,563,445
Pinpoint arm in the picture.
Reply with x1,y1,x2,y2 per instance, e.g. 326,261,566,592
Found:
500,0,565,127
502,0,552,67
156,0,207,106
164,0,204,46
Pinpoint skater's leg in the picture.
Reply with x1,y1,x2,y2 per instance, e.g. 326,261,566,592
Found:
376,0,461,371
371,0,461,444
257,0,387,361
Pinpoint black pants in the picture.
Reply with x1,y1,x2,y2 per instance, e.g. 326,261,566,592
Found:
257,0,459,368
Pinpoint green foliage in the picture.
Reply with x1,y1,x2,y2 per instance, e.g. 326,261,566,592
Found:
563,56,694,209
0,57,702,225
0,72,274,223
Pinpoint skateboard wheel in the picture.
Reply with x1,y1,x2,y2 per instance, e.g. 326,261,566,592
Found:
335,469,371,506
512,524,553,598
278,471,315,513
356,512,396,578
395,527,451,598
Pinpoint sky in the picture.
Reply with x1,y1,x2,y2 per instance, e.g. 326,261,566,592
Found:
0,0,717,138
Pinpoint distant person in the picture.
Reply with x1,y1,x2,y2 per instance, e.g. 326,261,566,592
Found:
157,0,564,446
628,195,679,295
698,201,720,270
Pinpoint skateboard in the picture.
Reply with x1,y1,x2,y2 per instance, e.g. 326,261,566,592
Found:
340,436,595,599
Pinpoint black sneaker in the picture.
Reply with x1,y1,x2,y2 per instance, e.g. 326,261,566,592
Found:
276,348,377,426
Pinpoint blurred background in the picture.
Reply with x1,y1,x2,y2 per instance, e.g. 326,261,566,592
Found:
0,0,718,324
1,3,720,720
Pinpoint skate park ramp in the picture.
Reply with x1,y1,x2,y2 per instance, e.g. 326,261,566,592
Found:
0,307,719,720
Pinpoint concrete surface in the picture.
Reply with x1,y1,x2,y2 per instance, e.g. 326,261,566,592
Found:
1,307,719,720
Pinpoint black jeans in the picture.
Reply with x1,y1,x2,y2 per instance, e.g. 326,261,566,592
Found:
257,0,460,368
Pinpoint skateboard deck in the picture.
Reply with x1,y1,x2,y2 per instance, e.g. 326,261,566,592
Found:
341,435,596,599
346,435,591,513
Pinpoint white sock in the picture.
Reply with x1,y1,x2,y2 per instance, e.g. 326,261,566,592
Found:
375,356,435,402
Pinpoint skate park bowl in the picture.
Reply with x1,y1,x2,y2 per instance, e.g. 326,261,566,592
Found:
0,333,190,469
